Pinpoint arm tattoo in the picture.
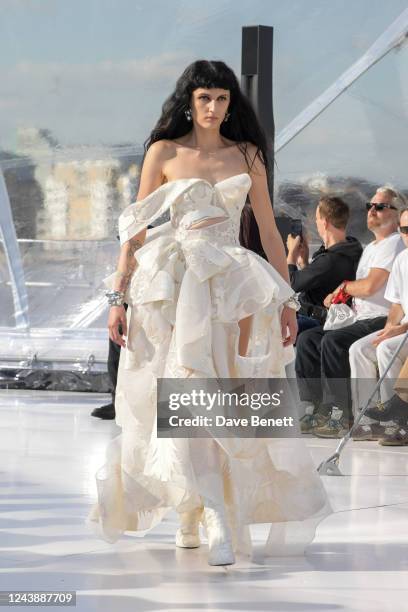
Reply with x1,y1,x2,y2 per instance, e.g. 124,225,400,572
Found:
115,237,144,293
128,237,144,255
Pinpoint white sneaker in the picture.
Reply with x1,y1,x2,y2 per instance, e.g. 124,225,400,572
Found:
175,507,202,549
203,504,235,566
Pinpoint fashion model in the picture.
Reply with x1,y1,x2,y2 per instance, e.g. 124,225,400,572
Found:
88,60,330,566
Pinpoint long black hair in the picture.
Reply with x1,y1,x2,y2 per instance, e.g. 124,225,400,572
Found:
144,59,270,176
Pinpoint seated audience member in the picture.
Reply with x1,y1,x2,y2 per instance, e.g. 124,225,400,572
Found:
349,207,408,443
296,186,405,437
287,196,362,335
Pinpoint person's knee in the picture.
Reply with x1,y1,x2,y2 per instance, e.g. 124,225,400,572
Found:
295,328,322,377
348,341,360,368
321,331,340,353
294,330,306,354
296,327,320,354
376,339,393,363
321,332,351,369
349,336,370,365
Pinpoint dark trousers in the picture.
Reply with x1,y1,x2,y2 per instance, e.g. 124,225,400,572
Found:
295,316,387,419
108,338,121,405
296,314,321,337
107,303,127,406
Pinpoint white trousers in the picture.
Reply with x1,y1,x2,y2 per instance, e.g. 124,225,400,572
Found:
349,331,408,417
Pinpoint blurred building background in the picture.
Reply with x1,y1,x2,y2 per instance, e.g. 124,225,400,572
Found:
0,0,407,389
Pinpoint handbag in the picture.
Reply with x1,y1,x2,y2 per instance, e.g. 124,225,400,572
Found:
323,287,357,331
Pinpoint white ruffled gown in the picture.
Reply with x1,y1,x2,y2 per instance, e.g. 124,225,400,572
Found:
87,172,330,555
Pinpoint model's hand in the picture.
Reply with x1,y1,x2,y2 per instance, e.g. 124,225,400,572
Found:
281,306,298,347
372,324,406,347
108,305,127,347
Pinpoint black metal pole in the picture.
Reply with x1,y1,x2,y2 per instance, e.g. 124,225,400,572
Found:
240,25,293,254
241,25,274,200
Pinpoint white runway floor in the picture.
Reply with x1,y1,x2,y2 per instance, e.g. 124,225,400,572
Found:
1,389,408,612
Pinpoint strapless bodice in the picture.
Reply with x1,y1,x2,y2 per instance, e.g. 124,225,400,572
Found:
118,173,252,247
169,173,251,236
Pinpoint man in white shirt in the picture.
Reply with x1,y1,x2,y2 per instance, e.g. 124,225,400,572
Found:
296,186,405,438
349,207,408,443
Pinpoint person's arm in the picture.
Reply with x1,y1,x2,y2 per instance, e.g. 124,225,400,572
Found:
372,303,408,347
288,251,332,293
327,234,403,306
108,141,166,347
330,238,402,302
323,268,389,308
247,146,297,346
342,268,390,298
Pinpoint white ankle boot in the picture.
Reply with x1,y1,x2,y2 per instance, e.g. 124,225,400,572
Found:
175,507,202,549
203,504,235,566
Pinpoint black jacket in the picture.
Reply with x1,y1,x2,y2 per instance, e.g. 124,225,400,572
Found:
289,236,363,319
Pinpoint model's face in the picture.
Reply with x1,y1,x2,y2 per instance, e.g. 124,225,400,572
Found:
190,88,230,129
367,192,398,232
399,210,408,248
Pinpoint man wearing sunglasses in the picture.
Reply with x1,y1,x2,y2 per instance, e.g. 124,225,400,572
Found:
296,186,405,438
349,207,408,444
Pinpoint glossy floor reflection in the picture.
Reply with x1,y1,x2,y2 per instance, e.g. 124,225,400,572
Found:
1,390,408,612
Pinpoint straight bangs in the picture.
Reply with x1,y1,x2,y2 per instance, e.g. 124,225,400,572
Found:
185,61,239,99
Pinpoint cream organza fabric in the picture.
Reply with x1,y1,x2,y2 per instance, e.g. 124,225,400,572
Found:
87,173,331,555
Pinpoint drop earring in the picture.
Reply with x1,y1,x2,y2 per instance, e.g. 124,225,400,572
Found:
223,112,230,123
185,108,192,121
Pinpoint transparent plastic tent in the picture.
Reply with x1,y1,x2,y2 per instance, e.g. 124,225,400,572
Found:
0,1,407,390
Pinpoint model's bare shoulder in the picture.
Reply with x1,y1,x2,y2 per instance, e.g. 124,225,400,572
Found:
221,136,239,148
145,139,172,159
151,139,181,164
137,141,171,196
155,138,180,152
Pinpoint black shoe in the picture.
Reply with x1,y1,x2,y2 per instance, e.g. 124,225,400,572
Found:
91,403,116,420
365,395,408,423
352,422,387,441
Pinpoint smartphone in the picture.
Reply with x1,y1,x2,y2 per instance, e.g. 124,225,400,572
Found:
290,219,303,238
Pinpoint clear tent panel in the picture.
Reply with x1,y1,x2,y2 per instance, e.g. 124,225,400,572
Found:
0,0,407,387
275,44,408,245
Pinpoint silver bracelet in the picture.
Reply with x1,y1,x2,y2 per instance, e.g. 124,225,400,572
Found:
283,294,301,312
105,290,125,306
